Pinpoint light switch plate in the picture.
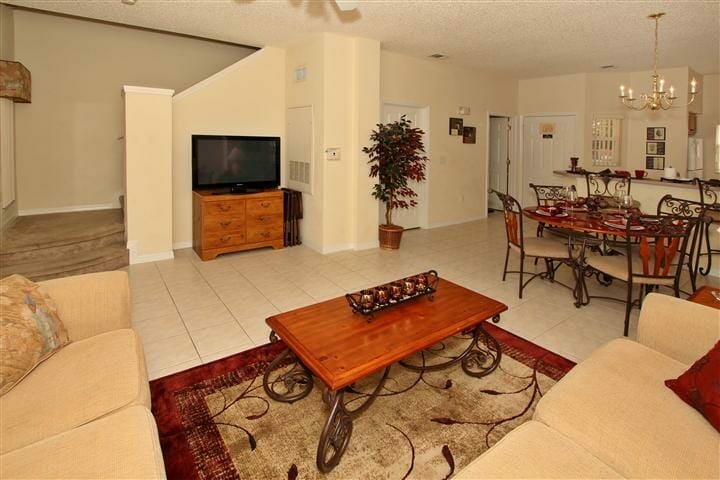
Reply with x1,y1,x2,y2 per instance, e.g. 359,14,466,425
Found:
326,147,341,161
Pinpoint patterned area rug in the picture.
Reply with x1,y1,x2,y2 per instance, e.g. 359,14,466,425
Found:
151,324,574,479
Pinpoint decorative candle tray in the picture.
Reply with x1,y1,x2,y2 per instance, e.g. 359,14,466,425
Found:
345,270,440,318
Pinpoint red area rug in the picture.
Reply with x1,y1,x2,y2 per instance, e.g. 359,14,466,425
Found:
151,324,574,479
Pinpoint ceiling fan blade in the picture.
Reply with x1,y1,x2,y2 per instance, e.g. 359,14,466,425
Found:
335,0,359,12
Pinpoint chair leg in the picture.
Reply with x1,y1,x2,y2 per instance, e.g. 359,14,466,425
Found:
502,246,510,282
624,282,633,337
519,254,525,299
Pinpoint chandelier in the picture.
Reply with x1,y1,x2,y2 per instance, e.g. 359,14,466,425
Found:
618,13,699,111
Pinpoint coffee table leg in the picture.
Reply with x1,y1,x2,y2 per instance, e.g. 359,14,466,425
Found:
262,348,314,403
316,390,352,473
316,366,391,473
461,323,502,378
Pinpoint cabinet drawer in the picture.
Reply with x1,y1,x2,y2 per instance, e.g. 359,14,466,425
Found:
247,198,282,218
203,217,246,234
247,224,283,243
246,213,282,227
204,231,246,249
204,200,246,218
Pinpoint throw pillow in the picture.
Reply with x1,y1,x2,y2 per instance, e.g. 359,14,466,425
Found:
665,341,720,433
0,274,70,395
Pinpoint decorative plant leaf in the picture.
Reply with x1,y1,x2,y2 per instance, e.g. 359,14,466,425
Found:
444,379,453,389
288,464,298,480
479,389,504,395
441,445,455,480
247,432,257,451
431,417,460,425
246,413,265,420
364,115,429,225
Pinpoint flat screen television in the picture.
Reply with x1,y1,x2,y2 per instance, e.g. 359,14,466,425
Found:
192,135,280,191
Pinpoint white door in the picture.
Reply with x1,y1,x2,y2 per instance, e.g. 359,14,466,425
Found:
522,115,576,205
380,104,428,229
488,116,509,210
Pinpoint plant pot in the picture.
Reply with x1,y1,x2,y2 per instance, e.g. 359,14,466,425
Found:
378,224,404,249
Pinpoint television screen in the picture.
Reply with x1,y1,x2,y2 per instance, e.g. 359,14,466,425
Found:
192,135,280,189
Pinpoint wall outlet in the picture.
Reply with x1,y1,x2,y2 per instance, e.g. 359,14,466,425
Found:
325,147,341,161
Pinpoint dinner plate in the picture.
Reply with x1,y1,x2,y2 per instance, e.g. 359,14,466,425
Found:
535,210,568,218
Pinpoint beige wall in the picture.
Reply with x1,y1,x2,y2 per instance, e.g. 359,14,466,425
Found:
124,87,174,261
520,67,693,179
381,51,518,226
285,33,381,253
173,47,286,247
0,4,17,230
12,9,255,214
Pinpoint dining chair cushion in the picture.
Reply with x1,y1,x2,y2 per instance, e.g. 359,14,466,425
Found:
510,237,571,259
586,252,676,285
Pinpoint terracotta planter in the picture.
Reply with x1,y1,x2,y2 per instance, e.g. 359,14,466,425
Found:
378,224,404,249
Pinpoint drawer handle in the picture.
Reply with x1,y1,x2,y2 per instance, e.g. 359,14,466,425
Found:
260,202,271,208
220,236,231,243
220,221,232,227
219,205,232,212
261,231,270,238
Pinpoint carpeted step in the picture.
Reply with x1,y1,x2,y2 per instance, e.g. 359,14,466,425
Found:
0,243,129,282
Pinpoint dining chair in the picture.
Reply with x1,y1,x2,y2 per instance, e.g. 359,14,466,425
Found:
529,183,569,238
491,189,576,299
656,194,706,292
585,172,632,199
694,178,720,277
581,214,702,336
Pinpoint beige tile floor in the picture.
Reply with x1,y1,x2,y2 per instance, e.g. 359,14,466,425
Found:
125,213,719,380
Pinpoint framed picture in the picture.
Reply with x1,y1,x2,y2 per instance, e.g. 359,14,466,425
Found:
646,141,665,155
646,156,665,170
449,118,463,136
463,126,476,144
647,127,666,140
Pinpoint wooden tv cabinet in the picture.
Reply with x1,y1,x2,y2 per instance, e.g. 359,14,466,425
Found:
192,189,284,261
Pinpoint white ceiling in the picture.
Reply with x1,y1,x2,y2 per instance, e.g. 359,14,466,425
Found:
6,0,720,78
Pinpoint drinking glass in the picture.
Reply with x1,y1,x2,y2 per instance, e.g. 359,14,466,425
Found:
566,188,579,217
614,188,625,215
621,194,634,217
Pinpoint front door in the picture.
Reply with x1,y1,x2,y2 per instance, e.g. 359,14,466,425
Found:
522,115,576,205
488,116,509,210
380,104,428,229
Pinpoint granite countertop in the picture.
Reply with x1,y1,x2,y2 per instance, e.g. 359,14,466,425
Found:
552,170,697,189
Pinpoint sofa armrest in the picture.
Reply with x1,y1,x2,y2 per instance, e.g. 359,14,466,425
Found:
638,293,720,365
39,271,131,341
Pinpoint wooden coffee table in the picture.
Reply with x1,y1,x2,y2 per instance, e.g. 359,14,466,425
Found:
262,278,508,472
688,286,720,309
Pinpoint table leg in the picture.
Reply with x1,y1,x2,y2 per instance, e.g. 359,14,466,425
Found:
399,321,502,378
262,348,314,403
316,366,391,473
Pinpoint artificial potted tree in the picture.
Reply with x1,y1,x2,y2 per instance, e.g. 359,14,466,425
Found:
363,116,428,249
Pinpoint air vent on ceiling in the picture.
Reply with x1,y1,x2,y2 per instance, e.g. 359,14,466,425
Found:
428,54,447,59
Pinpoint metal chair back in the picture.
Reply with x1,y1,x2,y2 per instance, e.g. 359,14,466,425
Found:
696,178,720,208
529,184,566,206
491,189,524,252
585,172,631,198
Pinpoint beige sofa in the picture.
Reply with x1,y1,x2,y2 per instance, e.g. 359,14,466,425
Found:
0,272,166,479
458,293,720,479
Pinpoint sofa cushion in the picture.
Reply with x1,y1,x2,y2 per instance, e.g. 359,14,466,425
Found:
0,274,70,395
665,340,720,433
455,420,622,479
534,338,720,479
0,328,150,454
0,405,165,479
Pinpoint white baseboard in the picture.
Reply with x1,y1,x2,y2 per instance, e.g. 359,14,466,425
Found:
173,241,193,250
428,215,484,229
19,203,118,216
127,240,174,264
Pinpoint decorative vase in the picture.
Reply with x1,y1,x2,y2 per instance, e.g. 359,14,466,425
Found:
378,224,404,249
